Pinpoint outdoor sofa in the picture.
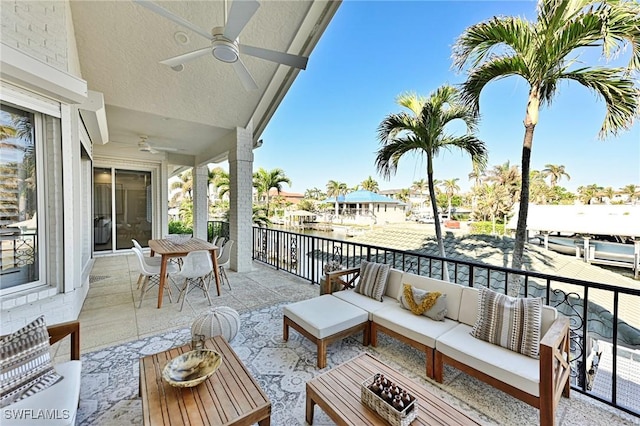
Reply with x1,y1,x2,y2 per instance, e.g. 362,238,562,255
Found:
303,264,571,425
1,320,81,426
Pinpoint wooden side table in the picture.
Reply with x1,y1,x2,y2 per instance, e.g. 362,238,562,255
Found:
140,335,271,425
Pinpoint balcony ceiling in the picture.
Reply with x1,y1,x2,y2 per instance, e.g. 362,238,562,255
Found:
70,0,338,168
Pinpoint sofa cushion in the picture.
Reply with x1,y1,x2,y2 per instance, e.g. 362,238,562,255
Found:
0,317,63,408
355,260,390,302
400,274,463,321
372,304,458,348
458,287,479,327
283,295,368,339
1,360,81,426
399,284,447,321
331,291,396,320
384,269,403,300
436,324,540,397
471,287,542,359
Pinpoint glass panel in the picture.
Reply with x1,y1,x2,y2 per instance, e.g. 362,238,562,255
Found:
94,168,113,251
115,169,152,250
0,104,39,290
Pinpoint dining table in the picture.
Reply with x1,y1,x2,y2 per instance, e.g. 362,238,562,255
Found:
148,237,221,309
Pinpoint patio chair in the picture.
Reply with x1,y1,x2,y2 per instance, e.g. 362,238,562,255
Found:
132,239,162,289
174,250,214,311
132,246,178,308
217,239,234,290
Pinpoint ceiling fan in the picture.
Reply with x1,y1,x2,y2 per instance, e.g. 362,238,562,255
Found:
133,0,309,91
137,135,179,154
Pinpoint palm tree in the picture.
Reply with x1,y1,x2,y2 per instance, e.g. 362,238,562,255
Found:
621,184,638,204
361,176,379,192
208,167,229,203
326,180,347,216
396,188,411,203
475,183,511,234
542,164,570,188
484,161,522,213
304,187,324,200
602,186,616,204
454,0,640,294
577,184,602,205
171,169,193,200
253,168,291,217
441,178,460,217
375,87,488,282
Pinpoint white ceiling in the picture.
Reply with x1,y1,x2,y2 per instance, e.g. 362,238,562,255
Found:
70,0,339,168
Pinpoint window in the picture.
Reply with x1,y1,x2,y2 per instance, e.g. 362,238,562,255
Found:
0,104,41,293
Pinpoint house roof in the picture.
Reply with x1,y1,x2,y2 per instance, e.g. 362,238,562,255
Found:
507,204,640,238
324,190,399,204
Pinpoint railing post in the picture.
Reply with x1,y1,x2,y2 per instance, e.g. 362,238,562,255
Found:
311,238,316,284
276,230,280,271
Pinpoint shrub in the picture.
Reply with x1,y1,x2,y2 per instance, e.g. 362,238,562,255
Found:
168,220,193,235
469,221,505,235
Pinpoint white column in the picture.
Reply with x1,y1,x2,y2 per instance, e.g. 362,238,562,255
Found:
229,125,254,272
192,164,209,240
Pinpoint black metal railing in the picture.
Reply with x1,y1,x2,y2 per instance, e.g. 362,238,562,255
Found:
247,224,640,418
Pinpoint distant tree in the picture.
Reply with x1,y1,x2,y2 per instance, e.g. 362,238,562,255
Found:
484,161,521,211
297,199,315,212
361,176,380,192
171,169,193,201
304,187,324,200
454,0,640,294
441,178,460,217
253,168,291,216
396,188,411,203
621,184,638,203
602,187,616,203
411,179,429,196
375,87,488,282
475,183,511,234
209,167,229,201
577,184,602,204
326,180,348,215
529,170,551,204
542,164,571,188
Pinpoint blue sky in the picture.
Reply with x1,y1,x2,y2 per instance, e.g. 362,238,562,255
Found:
254,1,640,195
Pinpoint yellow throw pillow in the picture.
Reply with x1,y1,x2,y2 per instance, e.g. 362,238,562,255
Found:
399,284,448,321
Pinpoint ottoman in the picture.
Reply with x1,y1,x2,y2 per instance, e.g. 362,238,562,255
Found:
283,295,369,368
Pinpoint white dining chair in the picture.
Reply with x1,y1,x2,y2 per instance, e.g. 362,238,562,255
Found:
217,239,234,290
174,250,214,311
132,246,179,308
132,239,162,289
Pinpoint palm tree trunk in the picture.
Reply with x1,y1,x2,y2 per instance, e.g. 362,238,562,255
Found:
509,124,535,295
427,165,450,282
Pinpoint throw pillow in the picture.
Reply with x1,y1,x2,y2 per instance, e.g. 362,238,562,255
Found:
399,284,448,321
0,316,63,408
470,287,543,359
354,260,390,302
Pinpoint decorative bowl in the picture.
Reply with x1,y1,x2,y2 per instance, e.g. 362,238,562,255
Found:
162,349,222,388
165,234,192,244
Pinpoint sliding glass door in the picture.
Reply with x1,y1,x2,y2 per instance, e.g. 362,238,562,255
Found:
94,168,152,252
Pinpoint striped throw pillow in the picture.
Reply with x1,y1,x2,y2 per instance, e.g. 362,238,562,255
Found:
354,260,390,301
470,287,543,359
0,316,63,408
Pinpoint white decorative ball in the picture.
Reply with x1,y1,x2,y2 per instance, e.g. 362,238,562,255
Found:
191,306,241,343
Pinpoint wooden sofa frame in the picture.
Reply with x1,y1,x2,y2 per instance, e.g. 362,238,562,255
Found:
326,267,572,426
47,320,81,361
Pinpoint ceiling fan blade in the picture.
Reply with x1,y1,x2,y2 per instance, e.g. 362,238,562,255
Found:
223,0,260,41
232,59,259,91
239,44,308,69
133,0,213,41
160,47,212,68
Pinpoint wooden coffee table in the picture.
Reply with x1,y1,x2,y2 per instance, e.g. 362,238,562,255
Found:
306,353,481,425
140,335,271,425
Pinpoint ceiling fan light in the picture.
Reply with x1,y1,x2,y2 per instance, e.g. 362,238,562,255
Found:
212,45,238,63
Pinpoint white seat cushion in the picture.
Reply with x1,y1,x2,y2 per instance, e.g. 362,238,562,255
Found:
372,304,458,347
1,360,81,425
283,295,368,339
436,324,539,396
332,291,396,319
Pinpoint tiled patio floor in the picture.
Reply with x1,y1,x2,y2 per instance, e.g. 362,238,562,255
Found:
57,252,639,425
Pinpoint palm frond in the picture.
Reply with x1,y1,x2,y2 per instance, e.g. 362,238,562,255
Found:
459,56,530,113
561,67,639,138
452,16,535,70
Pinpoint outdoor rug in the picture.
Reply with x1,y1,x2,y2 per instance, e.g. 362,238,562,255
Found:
76,303,637,425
